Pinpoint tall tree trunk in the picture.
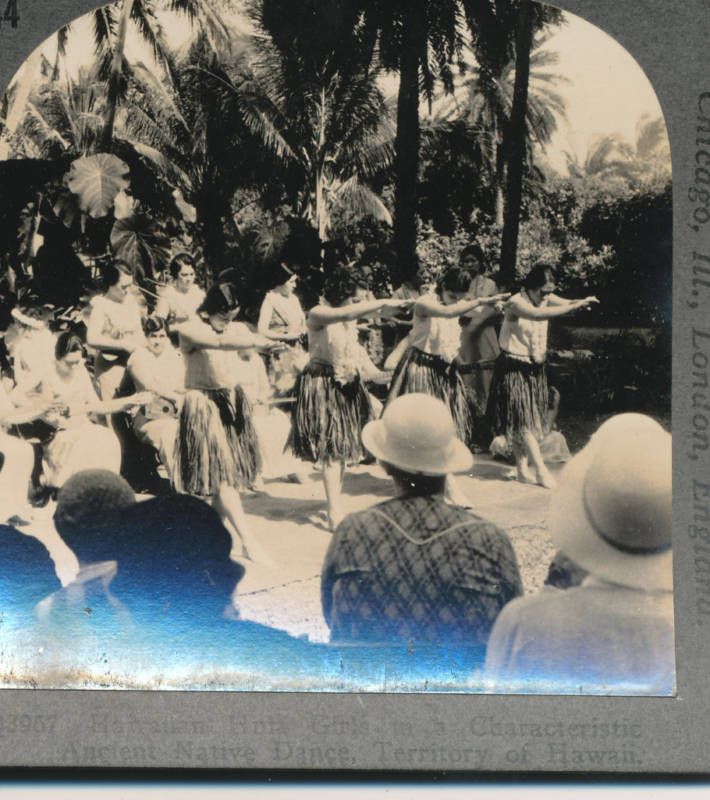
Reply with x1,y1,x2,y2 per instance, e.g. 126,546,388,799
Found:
99,0,136,152
499,0,533,288
393,10,423,284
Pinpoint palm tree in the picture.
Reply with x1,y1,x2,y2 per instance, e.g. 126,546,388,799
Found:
567,116,671,188
435,35,567,225
243,0,395,242
356,0,469,280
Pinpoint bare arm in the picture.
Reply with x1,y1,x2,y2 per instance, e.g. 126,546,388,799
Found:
508,295,598,321
179,323,273,352
0,397,57,427
309,298,410,327
416,292,510,319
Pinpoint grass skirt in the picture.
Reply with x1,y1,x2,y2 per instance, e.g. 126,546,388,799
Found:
292,362,373,464
487,353,548,443
172,387,259,495
385,347,472,442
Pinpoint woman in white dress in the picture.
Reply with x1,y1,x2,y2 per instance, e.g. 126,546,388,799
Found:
126,316,185,472
40,332,150,489
292,266,410,529
86,261,145,400
154,253,205,330
257,264,308,395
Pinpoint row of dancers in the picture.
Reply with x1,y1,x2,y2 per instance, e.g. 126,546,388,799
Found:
0,248,598,566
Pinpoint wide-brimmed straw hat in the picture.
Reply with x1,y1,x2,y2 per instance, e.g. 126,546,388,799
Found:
362,393,473,476
549,413,672,592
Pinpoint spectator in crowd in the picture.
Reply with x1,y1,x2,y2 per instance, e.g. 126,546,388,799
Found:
321,393,522,657
154,252,205,334
485,413,674,694
39,333,150,489
86,260,145,400
126,316,185,472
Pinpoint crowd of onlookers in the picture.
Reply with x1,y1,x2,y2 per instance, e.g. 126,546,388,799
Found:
0,247,674,693
1,394,674,694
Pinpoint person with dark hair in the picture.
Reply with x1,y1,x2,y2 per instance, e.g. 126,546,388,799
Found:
257,263,308,395
154,252,205,329
173,283,280,566
487,263,598,489
38,332,150,488
86,260,145,400
322,393,522,652
458,243,502,432
126,316,185,471
42,492,343,689
386,267,507,437
257,264,306,344
292,265,410,529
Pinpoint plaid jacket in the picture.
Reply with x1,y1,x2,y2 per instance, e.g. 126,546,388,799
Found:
321,495,522,646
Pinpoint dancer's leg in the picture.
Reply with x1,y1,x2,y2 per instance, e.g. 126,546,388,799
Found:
521,430,556,489
323,459,346,530
213,484,274,566
512,438,535,484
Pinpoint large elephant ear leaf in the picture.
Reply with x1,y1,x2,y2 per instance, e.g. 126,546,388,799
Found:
66,153,130,218
110,212,170,279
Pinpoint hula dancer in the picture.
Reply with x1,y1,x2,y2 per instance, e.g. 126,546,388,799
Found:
386,266,509,442
174,283,280,565
487,263,599,490
293,266,410,530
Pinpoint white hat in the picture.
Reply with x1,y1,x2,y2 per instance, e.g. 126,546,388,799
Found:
362,393,473,476
549,413,672,592
11,307,45,330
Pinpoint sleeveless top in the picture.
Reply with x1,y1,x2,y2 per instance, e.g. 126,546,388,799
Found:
409,310,461,364
258,291,306,332
308,318,360,384
155,283,205,321
499,291,549,364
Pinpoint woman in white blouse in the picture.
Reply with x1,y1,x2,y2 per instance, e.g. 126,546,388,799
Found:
487,263,598,489
86,261,145,400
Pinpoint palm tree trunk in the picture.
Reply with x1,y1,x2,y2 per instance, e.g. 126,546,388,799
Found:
499,0,534,287
99,0,136,152
393,10,423,283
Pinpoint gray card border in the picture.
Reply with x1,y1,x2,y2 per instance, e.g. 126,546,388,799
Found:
0,0,707,773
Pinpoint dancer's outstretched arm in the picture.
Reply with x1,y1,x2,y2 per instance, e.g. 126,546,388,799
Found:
179,322,276,351
309,298,411,326
416,292,510,319
509,294,599,320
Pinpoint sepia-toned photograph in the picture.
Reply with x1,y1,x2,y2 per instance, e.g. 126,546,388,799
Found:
0,0,672,696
